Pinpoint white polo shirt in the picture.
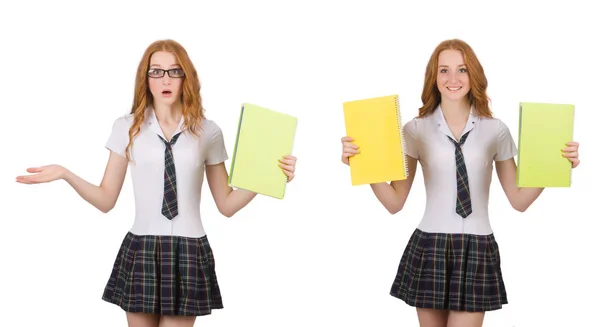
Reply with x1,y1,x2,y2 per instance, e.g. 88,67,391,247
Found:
403,106,517,235
105,107,229,238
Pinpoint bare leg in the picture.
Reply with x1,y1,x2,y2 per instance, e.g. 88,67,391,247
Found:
416,308,448,327
158,315,197,327
126,312,160,327
446,310,485,327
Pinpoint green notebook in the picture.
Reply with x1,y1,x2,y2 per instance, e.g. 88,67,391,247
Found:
517,102,575,187
228,103,298,199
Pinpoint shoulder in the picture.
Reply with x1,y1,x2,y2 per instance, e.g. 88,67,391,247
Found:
476,116,511,137
200,118,220,129
199,118,225,140
200,118,222,133
111,113,134,128
403,114,433,134
109,113,134,135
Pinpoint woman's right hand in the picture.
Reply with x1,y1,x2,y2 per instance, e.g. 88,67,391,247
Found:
341,136,360,165
16,164,67,184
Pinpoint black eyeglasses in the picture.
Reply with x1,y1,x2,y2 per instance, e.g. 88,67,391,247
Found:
147,68,185,78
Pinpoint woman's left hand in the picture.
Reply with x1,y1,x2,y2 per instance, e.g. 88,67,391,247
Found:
279,155,297,182
562,141,580,168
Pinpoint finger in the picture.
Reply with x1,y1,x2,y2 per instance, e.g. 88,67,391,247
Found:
343,149,360,155
341,136,354,142
562,146,577,152
279,158,295,165
562,152,578,158
26,167,42,173
569,158,580,168
343,142,359,149
16,176,37,184
566,141,579,147
282,155,296,162
284,170,294,182
279,163,295,172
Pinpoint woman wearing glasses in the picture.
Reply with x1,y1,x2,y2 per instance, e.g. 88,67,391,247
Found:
16,39,298,327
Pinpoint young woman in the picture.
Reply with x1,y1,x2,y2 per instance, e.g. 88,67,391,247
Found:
16,39,298,327
341,39,580,327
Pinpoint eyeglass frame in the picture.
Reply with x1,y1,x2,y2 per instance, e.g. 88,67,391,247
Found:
147,68,186,78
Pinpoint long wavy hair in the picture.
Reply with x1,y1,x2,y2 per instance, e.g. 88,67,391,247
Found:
417,39,492,118
125,39,204,160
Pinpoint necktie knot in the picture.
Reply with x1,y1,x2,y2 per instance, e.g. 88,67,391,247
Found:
447,130,470,149
159,132,181,147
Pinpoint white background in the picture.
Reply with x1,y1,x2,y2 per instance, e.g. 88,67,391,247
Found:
2,1,599,326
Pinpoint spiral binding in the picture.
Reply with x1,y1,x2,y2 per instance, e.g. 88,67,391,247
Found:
395,95,409,178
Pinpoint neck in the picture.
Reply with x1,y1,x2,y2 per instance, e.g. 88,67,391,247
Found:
439,98,471,121
153,101,182,123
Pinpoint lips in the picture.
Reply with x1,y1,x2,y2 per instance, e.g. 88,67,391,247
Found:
162,90,172,95
447,86,462,92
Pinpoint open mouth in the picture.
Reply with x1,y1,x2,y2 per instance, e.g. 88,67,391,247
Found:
162,90,172,96
447,87,462,92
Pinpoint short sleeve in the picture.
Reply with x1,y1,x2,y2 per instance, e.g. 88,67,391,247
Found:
494,119,517,161
402,118,419,159
105,115,131,158
205,122,229,165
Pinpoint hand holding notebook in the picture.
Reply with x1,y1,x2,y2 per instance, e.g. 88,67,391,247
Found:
516,102,578,187
228,103,298,199
342,95,409,185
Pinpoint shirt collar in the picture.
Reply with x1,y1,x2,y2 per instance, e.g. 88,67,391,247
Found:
145,106,185,140
433,104,479,141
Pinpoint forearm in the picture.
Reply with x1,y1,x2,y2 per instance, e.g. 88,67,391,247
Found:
370,182,405,214
512,187,544,212
221,188,258,217
63,169,115,213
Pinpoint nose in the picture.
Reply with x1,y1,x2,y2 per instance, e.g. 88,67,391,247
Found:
449,71,459,84
162,74,171,85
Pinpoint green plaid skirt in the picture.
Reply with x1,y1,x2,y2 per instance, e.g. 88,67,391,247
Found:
102,232,223,316
390,228,508,312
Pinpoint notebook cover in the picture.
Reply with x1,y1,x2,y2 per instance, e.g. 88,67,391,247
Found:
343,94,408,185
228,103,298,199
517,102,574,187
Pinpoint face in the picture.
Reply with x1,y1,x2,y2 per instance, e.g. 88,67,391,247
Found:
436,49,470,102
147,51,185,106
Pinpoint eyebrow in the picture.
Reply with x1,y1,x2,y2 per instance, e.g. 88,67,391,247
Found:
438,64,466,68
149,64,181,68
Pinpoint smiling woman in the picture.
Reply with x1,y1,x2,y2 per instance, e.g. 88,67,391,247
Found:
340,38,581,327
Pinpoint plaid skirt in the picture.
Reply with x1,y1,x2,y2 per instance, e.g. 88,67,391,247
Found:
102,232,223,316
390,228,508,312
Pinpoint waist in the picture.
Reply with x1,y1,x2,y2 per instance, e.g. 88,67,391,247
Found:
417,211,493,235
130,212,206,238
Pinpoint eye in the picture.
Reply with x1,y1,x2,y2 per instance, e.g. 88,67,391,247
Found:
459,68,468,73
440,68,448,73
148,69,163,76
172,69,184,77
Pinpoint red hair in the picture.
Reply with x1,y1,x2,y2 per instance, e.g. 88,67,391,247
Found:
418,39,492,118
125,39,204,160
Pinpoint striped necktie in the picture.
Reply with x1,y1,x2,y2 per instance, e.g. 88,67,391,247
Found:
158,132,181,220
447,131,472,218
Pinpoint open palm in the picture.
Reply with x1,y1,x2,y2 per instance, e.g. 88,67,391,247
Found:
16,164,66,184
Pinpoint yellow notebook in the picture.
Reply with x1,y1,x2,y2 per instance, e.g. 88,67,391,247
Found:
228,103,298,199
343,94,408,186
517,102,575,187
